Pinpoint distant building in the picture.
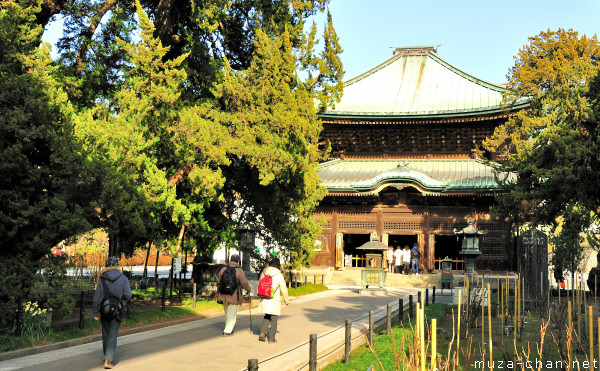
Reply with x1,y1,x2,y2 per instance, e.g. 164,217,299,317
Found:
311,46,528,272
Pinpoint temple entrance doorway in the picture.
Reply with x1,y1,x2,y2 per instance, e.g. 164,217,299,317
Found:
434,235,463,271
388,235,418,250
343,234,370,268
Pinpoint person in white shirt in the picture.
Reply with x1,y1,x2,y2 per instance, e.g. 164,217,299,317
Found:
393,246,403,273
402,245,411,275
386,247,394,273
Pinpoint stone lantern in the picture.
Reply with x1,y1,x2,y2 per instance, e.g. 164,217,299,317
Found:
453,217,486,274
356,239,388,295
440,256,454,290
236,224,257,272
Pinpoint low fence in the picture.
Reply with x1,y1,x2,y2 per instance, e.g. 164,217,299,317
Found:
242,287,438,371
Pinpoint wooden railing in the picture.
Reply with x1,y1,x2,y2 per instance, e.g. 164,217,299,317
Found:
434,258,464,272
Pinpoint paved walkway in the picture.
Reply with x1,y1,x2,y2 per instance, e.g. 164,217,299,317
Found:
1,286,418,371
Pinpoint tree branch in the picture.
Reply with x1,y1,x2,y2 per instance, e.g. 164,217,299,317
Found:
76,0,117,71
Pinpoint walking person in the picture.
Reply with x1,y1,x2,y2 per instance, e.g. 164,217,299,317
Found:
258,258,289,343
402,245,411,275
393,246,403,274
386,246,394,273
411,243,420,275
93,256,132,369
216,254,251,336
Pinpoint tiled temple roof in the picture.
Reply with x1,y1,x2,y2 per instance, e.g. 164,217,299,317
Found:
318,158,513,196
321,46,528,120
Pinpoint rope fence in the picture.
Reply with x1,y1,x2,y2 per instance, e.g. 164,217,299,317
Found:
243,288,432,371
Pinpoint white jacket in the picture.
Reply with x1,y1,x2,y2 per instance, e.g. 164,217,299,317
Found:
257,266,289,316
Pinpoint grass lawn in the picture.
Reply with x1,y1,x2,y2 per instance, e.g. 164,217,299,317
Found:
324,296,600,370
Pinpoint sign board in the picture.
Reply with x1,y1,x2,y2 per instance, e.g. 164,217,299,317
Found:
519,229,548,300
345,254,352,267
172,257,182,274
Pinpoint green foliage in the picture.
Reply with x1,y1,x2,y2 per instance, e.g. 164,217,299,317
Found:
484,29,600,231
11,302,52,340
38,255,77,317
0,0,91,326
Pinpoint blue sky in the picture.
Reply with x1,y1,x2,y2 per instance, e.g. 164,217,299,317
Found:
42,1,600,85
322,0,600,84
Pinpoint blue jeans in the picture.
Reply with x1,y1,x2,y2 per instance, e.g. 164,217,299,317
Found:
411,259,419,274
101,317,121,362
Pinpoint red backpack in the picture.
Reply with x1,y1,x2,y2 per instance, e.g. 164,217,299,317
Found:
257,275,277,299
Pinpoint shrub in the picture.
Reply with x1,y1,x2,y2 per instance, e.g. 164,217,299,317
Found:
12,301,51,340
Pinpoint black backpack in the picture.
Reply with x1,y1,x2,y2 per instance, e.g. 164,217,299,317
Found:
218,266,239,295
100,277,122,321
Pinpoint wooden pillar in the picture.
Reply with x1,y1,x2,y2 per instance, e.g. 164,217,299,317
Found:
428,234,436,272
418,233,426,271
332,212,339,269
335,232,343,270
376,207,383,238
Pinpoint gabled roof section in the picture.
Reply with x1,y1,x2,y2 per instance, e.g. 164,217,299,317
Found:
322,46,528,120
318,158,514,196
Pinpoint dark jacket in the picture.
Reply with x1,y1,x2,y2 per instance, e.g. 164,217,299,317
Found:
93,267,132,318
216,261,251,305
411,247,420,260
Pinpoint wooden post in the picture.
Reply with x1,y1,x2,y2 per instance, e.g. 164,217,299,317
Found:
420,304,425,371
248,359,258,371
178,272,182,303
309,334,317,371
192,283,197,310
322,274,324,285
416,303,421,367
418,291,422,308
369,310,374,347
482,284,485,349
304,275,307,287
487,283,492,370
409,295,413,319
514,282,517,344
589,306,594,369
345,319,352,363
457,289,461,368
431,318,437,371
399,298,404,323
15,296,23,337
162,280,167,312
79,291,85,329
169,267,174,303
387,304,392,335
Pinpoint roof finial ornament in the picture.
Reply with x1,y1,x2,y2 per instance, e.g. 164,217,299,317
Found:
392,45,441,56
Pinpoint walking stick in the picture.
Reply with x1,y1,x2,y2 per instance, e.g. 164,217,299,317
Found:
249,295,253,334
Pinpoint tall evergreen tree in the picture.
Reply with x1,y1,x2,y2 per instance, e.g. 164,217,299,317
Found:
0,0,90,324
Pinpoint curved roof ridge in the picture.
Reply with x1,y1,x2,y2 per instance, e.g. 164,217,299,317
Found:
427,52,507,93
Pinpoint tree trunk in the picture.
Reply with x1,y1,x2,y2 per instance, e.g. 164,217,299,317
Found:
174,224,186,257
154,245,160,286
143,241,152,279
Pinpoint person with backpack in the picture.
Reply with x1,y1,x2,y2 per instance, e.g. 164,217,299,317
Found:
411,243,421,275
257,258,289,343
93,256,132,369
216,254,251,336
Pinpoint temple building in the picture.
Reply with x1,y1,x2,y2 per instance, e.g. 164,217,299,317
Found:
311,46,528,272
